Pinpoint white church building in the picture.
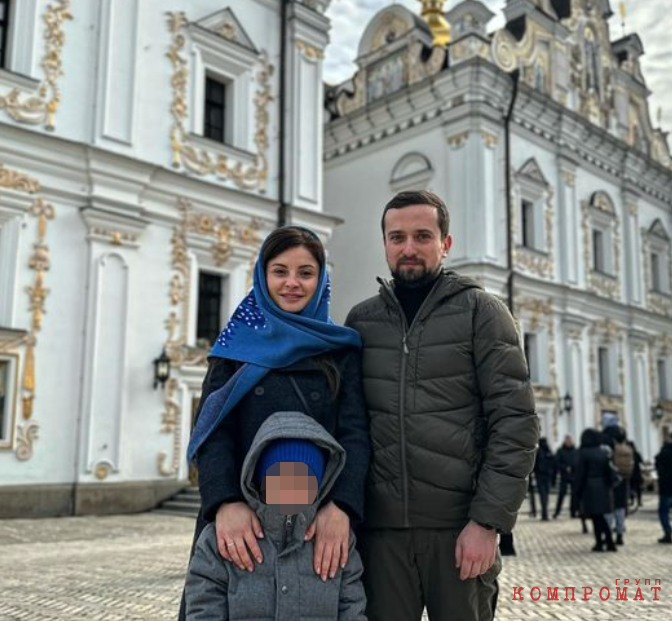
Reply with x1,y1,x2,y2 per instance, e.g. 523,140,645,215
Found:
0,0,335,517
324,0,672,458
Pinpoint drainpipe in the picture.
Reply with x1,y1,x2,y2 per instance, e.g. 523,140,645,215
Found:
277,0,289,227
505,70,520,312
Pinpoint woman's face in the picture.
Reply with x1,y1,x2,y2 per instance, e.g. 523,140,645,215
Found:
266,246,320,313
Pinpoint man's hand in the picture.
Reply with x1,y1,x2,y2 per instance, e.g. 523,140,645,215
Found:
455,521,498,581
215,501,264,572
305,501,350,582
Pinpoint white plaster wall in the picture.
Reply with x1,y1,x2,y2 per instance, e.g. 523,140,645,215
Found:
325,125,446,322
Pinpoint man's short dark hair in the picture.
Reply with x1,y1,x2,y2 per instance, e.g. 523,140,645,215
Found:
381,190,450,239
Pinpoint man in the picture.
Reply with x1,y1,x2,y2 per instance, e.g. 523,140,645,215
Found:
655,432,672,544
346,191,539,621
604,425,634,545
534,438,555,521
553,434,578,519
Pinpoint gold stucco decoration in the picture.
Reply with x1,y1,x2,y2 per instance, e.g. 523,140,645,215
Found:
0,0,73,130
0,163,55,461
157,199,265,476
166,13,274,192
0,164,41,193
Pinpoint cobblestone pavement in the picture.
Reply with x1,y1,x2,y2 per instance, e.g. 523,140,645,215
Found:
0,495,669,620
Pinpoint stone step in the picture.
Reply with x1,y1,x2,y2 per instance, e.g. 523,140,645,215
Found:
155,486,201,518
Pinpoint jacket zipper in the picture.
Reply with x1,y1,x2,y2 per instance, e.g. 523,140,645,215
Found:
382,280,441,528
281,515,293,551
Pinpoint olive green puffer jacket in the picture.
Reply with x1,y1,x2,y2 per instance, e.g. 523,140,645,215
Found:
346,270,538,533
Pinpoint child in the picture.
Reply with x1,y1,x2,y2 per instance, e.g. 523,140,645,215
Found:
185,411,367,620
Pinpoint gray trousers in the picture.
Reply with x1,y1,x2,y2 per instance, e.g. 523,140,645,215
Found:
359,529,500,621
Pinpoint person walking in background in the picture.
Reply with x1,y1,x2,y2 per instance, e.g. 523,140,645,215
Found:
628,439,644,509
575,428,617,552
553,434,578,519
534,438,555,521
603,426,634,545
655,432,672,544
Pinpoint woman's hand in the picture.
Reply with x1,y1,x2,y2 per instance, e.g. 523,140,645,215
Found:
305,501,350,581
215,501,264,572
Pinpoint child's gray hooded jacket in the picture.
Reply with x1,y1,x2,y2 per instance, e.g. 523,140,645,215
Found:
185,411,367,621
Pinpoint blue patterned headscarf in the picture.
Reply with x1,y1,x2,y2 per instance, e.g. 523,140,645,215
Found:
187,228,361,461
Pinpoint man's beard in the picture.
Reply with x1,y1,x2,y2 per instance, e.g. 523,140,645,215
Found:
391,262,441,288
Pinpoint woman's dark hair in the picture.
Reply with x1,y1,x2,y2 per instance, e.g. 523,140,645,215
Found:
261,226,339,398
580,428,600,449
261,226,325,271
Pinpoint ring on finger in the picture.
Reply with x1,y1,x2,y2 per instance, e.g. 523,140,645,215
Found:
227,541,236,547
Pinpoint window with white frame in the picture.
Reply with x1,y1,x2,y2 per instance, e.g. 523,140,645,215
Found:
0,355,17,446
521,199,536,249
523,333,539,383
592,227,607,273
645,219,671,295
188,11,259,154
0,0,10,69
587,192,616,277
597,345,616,395
651,251,662,292
203,73,233,145
514,159,550,254
196,271,229,347
658,358,669,400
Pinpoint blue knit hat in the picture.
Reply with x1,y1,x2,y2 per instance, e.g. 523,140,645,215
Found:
255,439,326,487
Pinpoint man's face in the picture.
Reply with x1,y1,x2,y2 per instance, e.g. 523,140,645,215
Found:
262,462,319,515
564,435,574,447
383,205,452,286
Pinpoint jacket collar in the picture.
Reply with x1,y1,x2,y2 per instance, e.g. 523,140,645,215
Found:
377,269,482,325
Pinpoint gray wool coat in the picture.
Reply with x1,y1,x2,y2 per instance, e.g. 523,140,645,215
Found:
185,411,368,621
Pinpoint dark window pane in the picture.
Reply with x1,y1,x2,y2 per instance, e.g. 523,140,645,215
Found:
0,0,9,69
197,272,223,346
204,76,226,143
0,360,8,441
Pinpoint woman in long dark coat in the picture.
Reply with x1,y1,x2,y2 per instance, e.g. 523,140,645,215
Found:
574,428,617,552
178,227,370,619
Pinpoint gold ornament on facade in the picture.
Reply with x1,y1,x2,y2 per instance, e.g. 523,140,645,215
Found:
0,164,41,194
480,131,498,149
0,0,72,129
166,14,274,192
220,21,237,42
418,1,450,47
295,41,325,61
15,421,39,461
560,169,576,188
94,462,111,481
447,131,469,149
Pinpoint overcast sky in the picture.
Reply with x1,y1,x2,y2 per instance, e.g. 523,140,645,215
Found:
324,0,672,135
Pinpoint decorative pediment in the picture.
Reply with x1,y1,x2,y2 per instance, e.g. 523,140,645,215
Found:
517,158,549,186
648,218,671,243
590,191,616,215
357,5,431,61
195,8,257,53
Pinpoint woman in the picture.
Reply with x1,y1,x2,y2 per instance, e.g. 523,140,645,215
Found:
179,226,370,619
574,428,617,552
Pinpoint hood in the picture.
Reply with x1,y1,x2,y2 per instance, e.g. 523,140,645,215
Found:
377,269,482,312
240,411,346,547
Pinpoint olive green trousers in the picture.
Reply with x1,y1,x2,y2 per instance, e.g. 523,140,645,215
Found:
359,528,500,621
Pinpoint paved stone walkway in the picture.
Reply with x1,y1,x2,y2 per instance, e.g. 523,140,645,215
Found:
0,496,669,620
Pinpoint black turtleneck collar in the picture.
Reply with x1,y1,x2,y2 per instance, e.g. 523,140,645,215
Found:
393,272,440,328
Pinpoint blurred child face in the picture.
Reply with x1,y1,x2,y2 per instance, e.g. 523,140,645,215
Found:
262,462,319,515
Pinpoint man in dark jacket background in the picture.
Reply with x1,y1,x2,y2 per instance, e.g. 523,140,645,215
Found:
655,432,672,544
554,434,578,519
346,191,539,621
